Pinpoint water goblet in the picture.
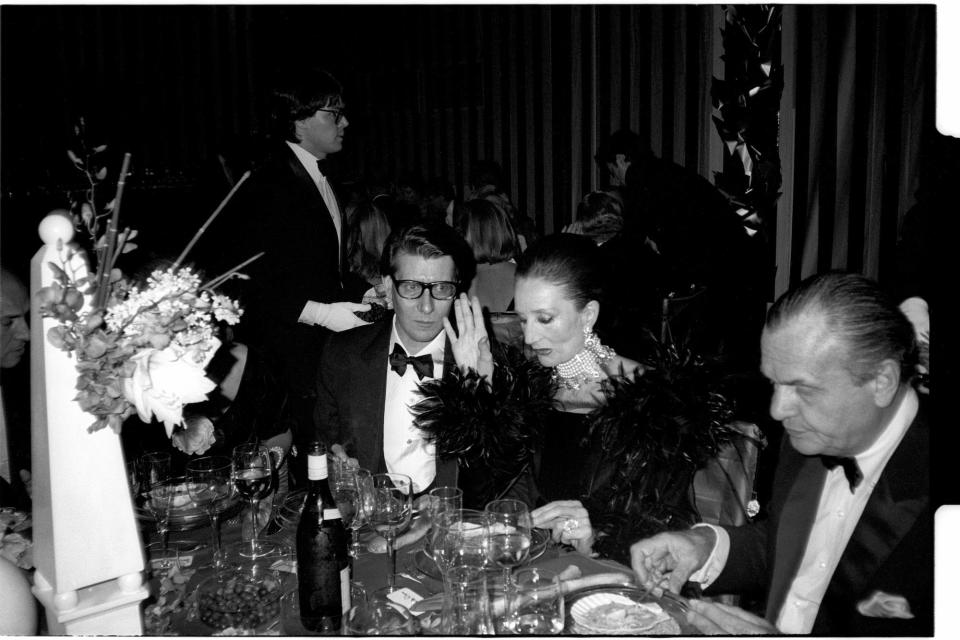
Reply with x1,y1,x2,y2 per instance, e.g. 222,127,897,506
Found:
485,498,533,622
136,451,171,495
342,468,373,559
426,486,462,525
144,475,186,576
367,473,413,594
232,443,274,557
186,455,233,568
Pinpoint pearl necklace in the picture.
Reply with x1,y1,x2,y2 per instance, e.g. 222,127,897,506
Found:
552,332,617,390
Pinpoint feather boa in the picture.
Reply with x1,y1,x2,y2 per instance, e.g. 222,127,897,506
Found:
584,341,739,563
414,339,744,564
413,345,556,505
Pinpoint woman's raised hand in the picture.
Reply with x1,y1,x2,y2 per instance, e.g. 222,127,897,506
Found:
443,294,494,380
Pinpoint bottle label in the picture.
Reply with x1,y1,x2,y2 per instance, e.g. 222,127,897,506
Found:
323,508,341,521
307,454,329,480
340,566,351,614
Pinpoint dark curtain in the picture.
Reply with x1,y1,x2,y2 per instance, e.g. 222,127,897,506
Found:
777,5,936,296
1,5,937,302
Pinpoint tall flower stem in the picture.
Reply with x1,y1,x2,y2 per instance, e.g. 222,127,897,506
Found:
93,152,131,310
173,170,251,270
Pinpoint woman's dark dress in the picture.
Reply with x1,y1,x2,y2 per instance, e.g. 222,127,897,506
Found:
535,410,594,505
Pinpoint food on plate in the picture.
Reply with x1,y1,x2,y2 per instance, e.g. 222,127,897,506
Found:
583,600,666,630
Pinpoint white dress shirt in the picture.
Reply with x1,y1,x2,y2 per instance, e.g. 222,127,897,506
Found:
382,320,445,493
287,141,343,325
691,387,919,634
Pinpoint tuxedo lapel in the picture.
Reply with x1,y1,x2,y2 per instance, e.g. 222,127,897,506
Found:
825,416,929,598
281,146,341,273
357,319,393,474
766,454,827,620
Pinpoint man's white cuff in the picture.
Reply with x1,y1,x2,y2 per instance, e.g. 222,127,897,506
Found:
688,523,730,588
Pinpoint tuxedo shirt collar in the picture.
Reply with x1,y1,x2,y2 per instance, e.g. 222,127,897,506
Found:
849,387,917,494
286,140,327,185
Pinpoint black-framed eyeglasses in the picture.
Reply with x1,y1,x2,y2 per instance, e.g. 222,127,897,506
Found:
317,107,347,125
392,280,459,301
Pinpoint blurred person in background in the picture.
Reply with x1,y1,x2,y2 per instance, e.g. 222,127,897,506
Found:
457,198,520,313
344,199,393,306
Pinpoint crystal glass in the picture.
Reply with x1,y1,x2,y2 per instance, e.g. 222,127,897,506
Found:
431,508,491,601
485,498,533,624
186,455,233,568
367,473,413,593
441,572,494,635
343,468,374,559
136,451,171,493
426,486,463,525
144,475,186,575
232,443,274,557
502,567,564,634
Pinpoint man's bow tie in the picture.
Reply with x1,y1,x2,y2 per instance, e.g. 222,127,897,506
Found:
821,455,863,492
316,158,330,175
389,344,434,380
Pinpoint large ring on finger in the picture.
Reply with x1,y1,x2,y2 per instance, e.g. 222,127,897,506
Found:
562,518,579,535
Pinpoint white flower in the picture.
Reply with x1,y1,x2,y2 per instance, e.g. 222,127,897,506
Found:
122,339,220,437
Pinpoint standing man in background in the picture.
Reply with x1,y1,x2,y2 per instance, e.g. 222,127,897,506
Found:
229,68,369,483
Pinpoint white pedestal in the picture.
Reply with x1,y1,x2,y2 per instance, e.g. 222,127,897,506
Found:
29,224,150,634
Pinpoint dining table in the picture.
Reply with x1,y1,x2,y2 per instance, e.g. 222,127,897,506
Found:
140,492,697,635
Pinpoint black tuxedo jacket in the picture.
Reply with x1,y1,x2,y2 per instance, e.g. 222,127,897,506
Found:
231,143,347,398
313,315,458,489
709,397,931,635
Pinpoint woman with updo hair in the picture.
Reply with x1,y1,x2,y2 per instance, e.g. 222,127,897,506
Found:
414,233,737,564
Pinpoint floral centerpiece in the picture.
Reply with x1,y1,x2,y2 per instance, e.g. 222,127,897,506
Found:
34,123,257,450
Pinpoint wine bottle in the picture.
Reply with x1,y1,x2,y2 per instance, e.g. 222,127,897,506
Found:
296,442,351,633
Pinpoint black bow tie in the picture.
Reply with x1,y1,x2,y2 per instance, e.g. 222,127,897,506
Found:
821,455,864,492
389,344,434,380
316,158,329,175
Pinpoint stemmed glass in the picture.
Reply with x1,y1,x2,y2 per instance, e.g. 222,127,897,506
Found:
136,452,171,566
485,499,533,594
231,443,274,557
340,467,373,559
427,486,463,525
144,475,185,576
368,473,413,594
431,509,489,591
186,455,233,568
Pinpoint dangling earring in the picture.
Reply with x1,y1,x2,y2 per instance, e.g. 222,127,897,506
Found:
583,325,599,350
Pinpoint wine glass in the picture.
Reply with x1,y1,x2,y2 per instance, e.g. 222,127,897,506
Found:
186,455,233,568
485,499,533,595
367,473,413,594
144,475,185,576
137,451,171,494
231,443,274,557
427,486,463,525
431,509,490,592
341,468,373,559
345,596,418,635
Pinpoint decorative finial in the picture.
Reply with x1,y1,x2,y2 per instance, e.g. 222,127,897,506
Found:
38,210,75,246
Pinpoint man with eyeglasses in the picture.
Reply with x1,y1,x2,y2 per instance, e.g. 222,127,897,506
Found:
314,223,475,497
227,68,368,484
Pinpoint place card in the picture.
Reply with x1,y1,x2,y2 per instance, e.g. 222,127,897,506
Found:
386,587,425,616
